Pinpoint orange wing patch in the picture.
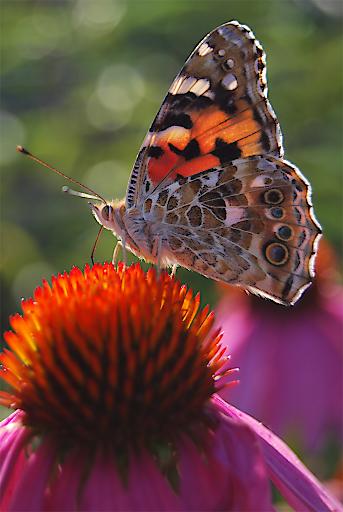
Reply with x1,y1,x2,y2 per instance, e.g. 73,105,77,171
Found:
174,154,219,177
146,100,264,186
190,101,263,156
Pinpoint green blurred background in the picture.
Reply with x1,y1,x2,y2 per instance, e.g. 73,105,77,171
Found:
1,0,342,332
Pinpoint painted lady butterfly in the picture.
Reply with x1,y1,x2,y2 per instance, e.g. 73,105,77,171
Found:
91,21,321,305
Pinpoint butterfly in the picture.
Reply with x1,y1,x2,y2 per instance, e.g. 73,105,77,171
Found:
91,21,322,306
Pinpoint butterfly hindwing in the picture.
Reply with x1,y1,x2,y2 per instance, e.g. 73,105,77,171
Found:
141,156,321,305
126,21,283,208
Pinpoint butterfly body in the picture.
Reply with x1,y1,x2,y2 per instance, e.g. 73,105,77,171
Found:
92,21,321,305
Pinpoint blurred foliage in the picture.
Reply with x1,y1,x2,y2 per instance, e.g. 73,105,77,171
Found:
1,0,342,335
1,1,343,499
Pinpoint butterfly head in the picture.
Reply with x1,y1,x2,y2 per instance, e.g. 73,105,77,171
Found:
90,199,127,237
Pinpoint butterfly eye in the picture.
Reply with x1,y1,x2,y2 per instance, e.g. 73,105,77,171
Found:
101,205,114,221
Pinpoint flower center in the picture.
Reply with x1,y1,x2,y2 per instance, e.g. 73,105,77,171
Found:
1,264,230,451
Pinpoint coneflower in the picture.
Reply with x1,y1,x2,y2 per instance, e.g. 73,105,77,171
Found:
0,263,339,511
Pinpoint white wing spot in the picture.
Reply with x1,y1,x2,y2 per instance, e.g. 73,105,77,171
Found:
189,78,210,96
222,73,238,91
198,42,213,56
169,75,185,95
172,76,210,96
178,76,197,94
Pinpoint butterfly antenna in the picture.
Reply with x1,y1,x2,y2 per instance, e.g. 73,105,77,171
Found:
90,225,104,265
16,145,107,204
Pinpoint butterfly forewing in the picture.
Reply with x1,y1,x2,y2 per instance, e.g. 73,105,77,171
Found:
126,21,283,208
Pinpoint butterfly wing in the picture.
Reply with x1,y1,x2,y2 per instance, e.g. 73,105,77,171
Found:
141,156,321,305
126,21,283,208
122,21,321,304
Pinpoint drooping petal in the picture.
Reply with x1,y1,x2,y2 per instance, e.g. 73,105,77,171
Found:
177,412,273,511
214,396,342,512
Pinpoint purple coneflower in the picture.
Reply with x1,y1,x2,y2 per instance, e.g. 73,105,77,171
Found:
0,263,340,510
216,239,343,461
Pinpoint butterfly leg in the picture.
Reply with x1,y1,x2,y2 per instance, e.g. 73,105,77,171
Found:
121,236,127,266
171,264,178,277
112,237,127,266
112,240,122,265
152,237,163,277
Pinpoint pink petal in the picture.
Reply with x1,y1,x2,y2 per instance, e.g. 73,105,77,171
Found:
214,396,343,511
78,450,181,511
216,287,343,451
0,408,275,510
44,451,84,511
178,416,273,511
0,412,30,510
0,412,57,511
